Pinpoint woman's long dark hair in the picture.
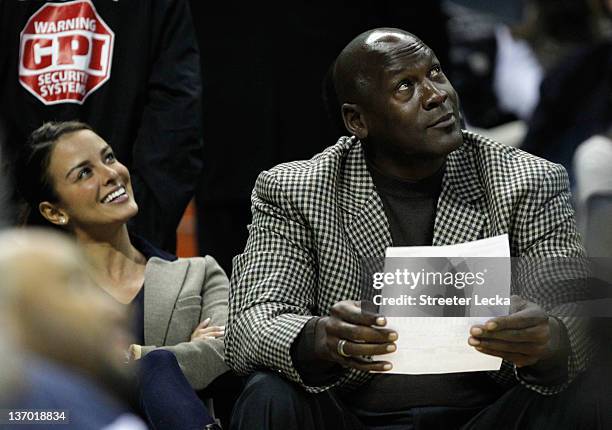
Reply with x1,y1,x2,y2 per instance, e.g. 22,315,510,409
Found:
16,121,92,227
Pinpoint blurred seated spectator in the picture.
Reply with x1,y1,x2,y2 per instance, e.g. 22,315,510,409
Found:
15,122,229,429
0,228,147,429
573,132,612,284
571,130,612,427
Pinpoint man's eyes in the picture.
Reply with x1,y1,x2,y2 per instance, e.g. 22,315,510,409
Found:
397,80,414,92
430,64,443,78
397,67,443,92
104,152,116,163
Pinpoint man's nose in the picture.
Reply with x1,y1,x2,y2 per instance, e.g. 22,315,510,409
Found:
422,81,448,110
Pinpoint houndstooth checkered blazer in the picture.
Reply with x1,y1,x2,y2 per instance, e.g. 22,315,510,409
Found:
226,130,589,396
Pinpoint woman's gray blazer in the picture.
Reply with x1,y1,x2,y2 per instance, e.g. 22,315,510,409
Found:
140,255,229,390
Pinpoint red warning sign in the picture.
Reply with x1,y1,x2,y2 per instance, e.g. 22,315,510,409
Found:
19,0,114,105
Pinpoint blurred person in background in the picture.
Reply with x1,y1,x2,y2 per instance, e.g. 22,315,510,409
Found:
0,228,147,429
0,0,203,253
450,0,612,257
520,0,612,184
448,0,608,149
15,121,229,429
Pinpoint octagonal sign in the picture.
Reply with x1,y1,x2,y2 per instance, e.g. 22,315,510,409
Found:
19,0,114,105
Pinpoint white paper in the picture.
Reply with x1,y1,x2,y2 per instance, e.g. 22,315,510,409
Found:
380,317,502,374
374,234,510,374
385,234,510,258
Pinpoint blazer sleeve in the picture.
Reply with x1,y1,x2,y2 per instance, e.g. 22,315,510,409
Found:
140,256,229,390
225,169,348,393
513,162,592,394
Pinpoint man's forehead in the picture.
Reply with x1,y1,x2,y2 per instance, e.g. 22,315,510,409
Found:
362,31,433,71
364,30,427,54
364,30,420,48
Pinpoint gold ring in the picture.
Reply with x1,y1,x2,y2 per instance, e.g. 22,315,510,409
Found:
337,339,351,358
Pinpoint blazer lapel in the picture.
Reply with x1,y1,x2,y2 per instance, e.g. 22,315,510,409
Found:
433,137,487,246
339,140,392,260
338,133,488,252
144,257,189,346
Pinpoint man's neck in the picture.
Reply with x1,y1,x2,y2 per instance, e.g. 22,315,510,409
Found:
366,152,447,181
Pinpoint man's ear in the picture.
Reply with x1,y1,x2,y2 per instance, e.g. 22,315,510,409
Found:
341,103,368,140
39,202,69,226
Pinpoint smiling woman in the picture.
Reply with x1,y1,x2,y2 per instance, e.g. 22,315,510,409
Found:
15,121,229,430
35,125,139,234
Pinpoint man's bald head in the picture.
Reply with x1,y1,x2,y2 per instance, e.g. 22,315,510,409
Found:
0,229,86,303
333,28,428,106
326,27,462,177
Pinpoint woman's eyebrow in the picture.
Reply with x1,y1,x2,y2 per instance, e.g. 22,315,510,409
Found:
66,159,89,179
65,146,111,178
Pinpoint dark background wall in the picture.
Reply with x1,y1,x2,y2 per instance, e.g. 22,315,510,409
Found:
188,2,452,272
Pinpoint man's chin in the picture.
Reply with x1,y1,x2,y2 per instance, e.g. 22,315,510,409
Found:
433,127,463,155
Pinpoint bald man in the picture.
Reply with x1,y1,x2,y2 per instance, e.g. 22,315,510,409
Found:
226,29,590,429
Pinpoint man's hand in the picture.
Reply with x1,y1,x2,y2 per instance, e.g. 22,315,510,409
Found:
314,300,398,372
468,295,560,367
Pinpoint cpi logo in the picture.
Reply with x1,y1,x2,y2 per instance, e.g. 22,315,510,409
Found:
19,0,114,105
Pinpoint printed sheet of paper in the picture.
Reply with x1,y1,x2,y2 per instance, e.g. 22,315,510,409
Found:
373,234,510,374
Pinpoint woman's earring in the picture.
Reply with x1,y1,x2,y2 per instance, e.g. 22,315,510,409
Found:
59,217,66,224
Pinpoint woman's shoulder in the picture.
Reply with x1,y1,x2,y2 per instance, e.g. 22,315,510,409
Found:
146,255,226,278
146,256,228,298
149,255,221,266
